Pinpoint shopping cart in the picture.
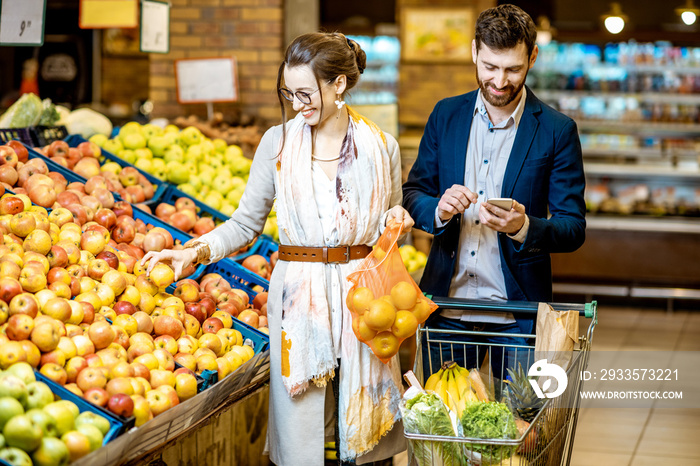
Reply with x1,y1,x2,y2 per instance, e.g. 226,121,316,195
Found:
406,297,597,466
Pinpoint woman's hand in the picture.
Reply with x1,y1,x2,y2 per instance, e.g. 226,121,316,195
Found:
141,248,198,281
386,205,415,234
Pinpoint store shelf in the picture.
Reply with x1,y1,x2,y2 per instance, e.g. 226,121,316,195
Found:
581,147,664,159
533,62,700,75
584,162,700,180
536,89,700,105
576,120,700,137
586,215,700,234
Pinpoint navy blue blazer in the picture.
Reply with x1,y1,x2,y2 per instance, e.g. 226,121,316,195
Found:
403,88,586,332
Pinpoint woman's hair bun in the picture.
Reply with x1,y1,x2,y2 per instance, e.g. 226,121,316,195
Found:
347,38,366,74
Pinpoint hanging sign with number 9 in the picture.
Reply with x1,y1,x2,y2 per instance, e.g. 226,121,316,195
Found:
0,0,47,46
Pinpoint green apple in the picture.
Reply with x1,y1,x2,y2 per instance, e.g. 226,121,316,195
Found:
229,156,252,176
88,134,108,148
184,162,198,176
25,409,58,437
220,203,236,217
0,447,32,466
141,123,163,140
5,364,34,386
134,158,153,173
118,149,137,164
166,161,190,185
263,217,279,241
213,138,227,153
203,192,223,210
152,168,167,181
186,144,203,161
180,126,203,146
212,175,233,195
151,158,166,171
230,176,246,191
76,424,103,451
178,184,198,198
163,145,185,164
122,133,147,150
119,121,143,137
163,132,180,147
164,124,180,134
75,412,110,437
0,398,24,431
0,376,27,407
187,175,203,190
209,157,225,172
224,144,244,161
198,164,216,182
225,189,243,207
54,401,79,420
134,147,153,160
42,402,75,436
147,136,169,157
31,437,69,466
3,415,42,453
101,161,122,175
25,382,54,411
102,138,123,155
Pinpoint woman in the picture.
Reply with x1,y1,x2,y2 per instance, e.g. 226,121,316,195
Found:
142,32,413,465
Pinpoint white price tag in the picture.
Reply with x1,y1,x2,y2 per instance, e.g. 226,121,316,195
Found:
175,57,238,104
0,0,46,46
140,0,170,54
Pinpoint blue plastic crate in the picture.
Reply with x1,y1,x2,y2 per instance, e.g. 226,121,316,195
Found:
34,372,134,444
64,134,167,204
200,258,269,302
0,126,68,147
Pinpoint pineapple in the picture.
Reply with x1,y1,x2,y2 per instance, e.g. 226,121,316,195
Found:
505,363,545,422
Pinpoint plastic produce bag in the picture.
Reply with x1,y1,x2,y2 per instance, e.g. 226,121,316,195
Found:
0,93,43,128
400,388,466,466
346,220,437,363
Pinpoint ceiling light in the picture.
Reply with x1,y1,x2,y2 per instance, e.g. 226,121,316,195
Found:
675,0,700,25
536,16,555,46
601,3,628,34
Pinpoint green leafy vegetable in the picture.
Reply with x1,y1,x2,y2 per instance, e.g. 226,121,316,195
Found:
0,93,43,128
38,99,60,126
460,401,519,464
401,392,465,466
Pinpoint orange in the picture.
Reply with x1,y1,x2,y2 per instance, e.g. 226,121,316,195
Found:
352,316,377,341
390,281,418,310
372,332,399,359
411,299,432,323
349,287,374,315
364,299,396,332
391,310,419,339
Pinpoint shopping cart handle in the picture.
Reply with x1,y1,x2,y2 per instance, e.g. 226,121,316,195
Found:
425,295,596,318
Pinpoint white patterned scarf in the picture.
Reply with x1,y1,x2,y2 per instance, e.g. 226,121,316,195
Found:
275,108,404,461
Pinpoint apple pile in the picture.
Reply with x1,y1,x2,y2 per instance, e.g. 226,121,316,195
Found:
145,196,217,238
347,281,433,360
87,121,280,241
0,361,111,464
172,277,269,334
239,252,278,282
30,140,158,205
399,245,428,274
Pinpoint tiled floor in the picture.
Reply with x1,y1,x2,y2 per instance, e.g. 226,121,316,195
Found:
570,306,700,466
395,305,700,466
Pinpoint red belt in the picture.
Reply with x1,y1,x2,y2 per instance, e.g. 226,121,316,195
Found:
278,245,372,263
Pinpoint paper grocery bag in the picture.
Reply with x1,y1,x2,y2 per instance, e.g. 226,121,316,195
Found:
534,302,579,370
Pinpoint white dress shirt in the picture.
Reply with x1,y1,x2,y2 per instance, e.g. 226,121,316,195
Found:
436,88,529,323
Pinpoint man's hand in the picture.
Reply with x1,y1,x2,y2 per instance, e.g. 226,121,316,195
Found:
479,199,526,234
437,185,479,222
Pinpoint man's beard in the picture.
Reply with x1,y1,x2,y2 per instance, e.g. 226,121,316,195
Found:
476,70,526,107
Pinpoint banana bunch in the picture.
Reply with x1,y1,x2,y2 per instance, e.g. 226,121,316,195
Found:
424,361,480,416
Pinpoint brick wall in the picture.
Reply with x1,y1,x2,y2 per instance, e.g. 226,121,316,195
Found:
102,56,150,106
148,0,284,124
397,0,494,129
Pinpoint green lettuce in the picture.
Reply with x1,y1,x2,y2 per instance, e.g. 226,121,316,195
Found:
460,401,519,464
0,93,43,128
402,392,465,466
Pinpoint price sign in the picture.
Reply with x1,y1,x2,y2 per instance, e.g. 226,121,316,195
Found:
175,57,238,104
79,0,138,29
0,0,47,46
140,0,170,54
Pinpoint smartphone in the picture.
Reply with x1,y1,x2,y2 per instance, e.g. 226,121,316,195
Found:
487,198,514,210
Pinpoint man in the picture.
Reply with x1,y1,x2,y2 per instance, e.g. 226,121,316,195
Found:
403,4,586,378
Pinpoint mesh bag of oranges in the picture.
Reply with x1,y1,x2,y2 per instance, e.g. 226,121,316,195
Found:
346,220,438,363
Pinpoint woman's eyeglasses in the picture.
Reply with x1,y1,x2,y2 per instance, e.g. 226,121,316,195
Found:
278,80,333,105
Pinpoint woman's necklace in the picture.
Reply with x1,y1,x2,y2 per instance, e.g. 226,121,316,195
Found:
311,154,341,162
